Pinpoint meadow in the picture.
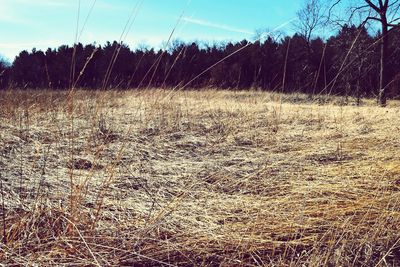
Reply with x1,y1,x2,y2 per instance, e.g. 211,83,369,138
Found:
0,89,400,266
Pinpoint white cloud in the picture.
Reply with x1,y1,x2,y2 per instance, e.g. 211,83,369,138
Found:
0,40,61,60
182,16,254,35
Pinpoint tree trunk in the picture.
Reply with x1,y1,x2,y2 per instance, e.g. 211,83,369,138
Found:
379,20,389,106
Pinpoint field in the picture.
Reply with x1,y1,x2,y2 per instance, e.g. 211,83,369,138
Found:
0,89,400,266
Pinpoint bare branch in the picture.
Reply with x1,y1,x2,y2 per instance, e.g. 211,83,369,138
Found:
365,16,383,22
365,0,382,13
378,0,385,9
349,4,371,21
383,0,390,10
388,0,400,22
327,0,343,22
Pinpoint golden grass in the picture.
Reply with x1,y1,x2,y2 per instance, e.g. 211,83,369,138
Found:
0,89,400,266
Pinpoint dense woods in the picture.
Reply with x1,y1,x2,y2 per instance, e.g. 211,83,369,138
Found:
1,24,400,99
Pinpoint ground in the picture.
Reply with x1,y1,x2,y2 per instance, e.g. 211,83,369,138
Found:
0,89,400,266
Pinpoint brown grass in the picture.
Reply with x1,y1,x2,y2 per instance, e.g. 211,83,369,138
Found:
0,89,400,266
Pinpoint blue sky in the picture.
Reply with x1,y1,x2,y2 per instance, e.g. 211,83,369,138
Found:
0,0,301,61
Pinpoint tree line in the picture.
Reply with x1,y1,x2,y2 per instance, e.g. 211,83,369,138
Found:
0,24,399,100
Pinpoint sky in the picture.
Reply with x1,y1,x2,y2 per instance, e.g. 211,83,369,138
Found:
0,0,301,61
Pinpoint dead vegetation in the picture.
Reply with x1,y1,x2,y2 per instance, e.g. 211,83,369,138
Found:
0,89,400,266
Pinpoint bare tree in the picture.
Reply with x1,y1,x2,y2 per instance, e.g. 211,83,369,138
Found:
294,0,326,96
294,0,325,44
293,0,324,43
329,0,400,106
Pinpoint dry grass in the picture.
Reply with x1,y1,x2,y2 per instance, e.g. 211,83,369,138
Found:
0,88,400,266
